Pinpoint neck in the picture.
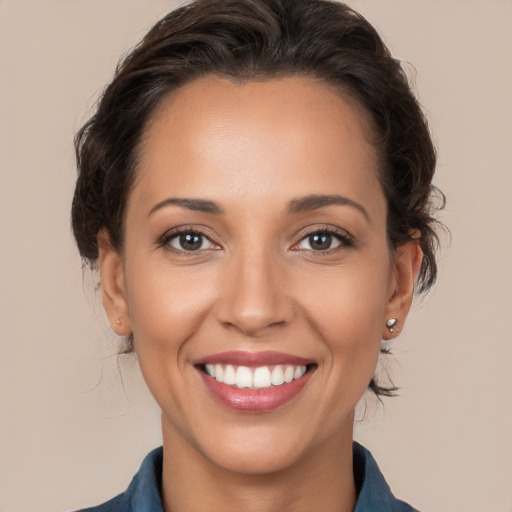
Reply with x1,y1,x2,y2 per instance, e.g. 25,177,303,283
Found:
160,414,357,512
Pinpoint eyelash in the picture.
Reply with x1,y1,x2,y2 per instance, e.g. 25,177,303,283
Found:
157,225,354,255
291,226,354,253
157,227,220,255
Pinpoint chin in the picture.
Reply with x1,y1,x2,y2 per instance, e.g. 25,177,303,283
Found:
202,434,308,476
190,410,351,477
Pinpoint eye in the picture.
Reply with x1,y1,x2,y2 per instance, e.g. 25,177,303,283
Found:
165,231,218,252
294,229,352,252
297,232,341,251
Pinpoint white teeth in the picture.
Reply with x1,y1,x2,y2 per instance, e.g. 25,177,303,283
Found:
235,366,253,388
294,365,306,379
271,365,285,386
284,365,295,383
223,364,236,385
206,364,215,378
253,366,272,388
205,363,309,389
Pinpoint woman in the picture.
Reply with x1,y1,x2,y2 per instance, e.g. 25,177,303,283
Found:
72,0,442,510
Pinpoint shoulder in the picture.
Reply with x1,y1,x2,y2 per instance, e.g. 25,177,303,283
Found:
74,493,128,512
73,447,164,512
353,442,419,512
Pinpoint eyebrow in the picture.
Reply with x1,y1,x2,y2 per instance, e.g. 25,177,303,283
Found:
147,197,224,217
287,194,369,221
147,194,369,220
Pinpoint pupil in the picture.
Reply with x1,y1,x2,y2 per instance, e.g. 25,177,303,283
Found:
180,233,202,250
310,233,331,250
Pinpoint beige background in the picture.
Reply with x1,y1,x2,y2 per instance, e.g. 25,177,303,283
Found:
0,1,511,511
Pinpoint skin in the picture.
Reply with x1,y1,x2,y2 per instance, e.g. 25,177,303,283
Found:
98,76,422,512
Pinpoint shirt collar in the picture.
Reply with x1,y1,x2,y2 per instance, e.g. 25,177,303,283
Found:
353,441,418,511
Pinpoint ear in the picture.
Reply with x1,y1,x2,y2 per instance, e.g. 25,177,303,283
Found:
382,238,423,340
97,229,132,336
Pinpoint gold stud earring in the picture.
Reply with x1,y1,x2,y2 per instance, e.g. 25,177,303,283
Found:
386,318,398,333
116,318,122,326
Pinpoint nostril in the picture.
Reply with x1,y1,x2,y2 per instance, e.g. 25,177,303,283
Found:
268,320,286,328
218,314,289,338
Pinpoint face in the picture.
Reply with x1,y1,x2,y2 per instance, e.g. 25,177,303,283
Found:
99,77,419,475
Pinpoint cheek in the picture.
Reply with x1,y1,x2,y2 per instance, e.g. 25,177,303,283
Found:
124,258,217,358
293,256,390,386
122,259,220,425
297,256,390,336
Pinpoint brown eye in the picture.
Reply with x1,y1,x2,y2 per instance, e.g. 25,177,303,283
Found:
294,229,353,252
297,232,343,251
168,232,211,251
309,233,333,250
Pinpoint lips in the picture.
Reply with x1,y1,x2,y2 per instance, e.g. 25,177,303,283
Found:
194,351,316,412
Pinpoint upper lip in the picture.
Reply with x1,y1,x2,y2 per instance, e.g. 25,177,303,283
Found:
193,350,314,367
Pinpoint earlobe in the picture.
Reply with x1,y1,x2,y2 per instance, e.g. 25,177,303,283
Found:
97,229,132,336
382,240,423,340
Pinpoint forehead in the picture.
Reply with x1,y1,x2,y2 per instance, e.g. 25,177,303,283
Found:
133,76,384,216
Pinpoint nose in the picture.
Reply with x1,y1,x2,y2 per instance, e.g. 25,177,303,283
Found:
215,248,294,337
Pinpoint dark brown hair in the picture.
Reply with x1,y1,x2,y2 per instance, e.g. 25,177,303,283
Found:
72,0,444,397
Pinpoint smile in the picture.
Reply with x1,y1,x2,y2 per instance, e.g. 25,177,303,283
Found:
195,351,316,412
204,364,307,389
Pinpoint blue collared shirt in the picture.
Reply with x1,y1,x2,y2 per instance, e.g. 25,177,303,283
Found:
77,442,418,511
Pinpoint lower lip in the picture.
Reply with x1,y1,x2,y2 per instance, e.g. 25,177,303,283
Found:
198,368,314,413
